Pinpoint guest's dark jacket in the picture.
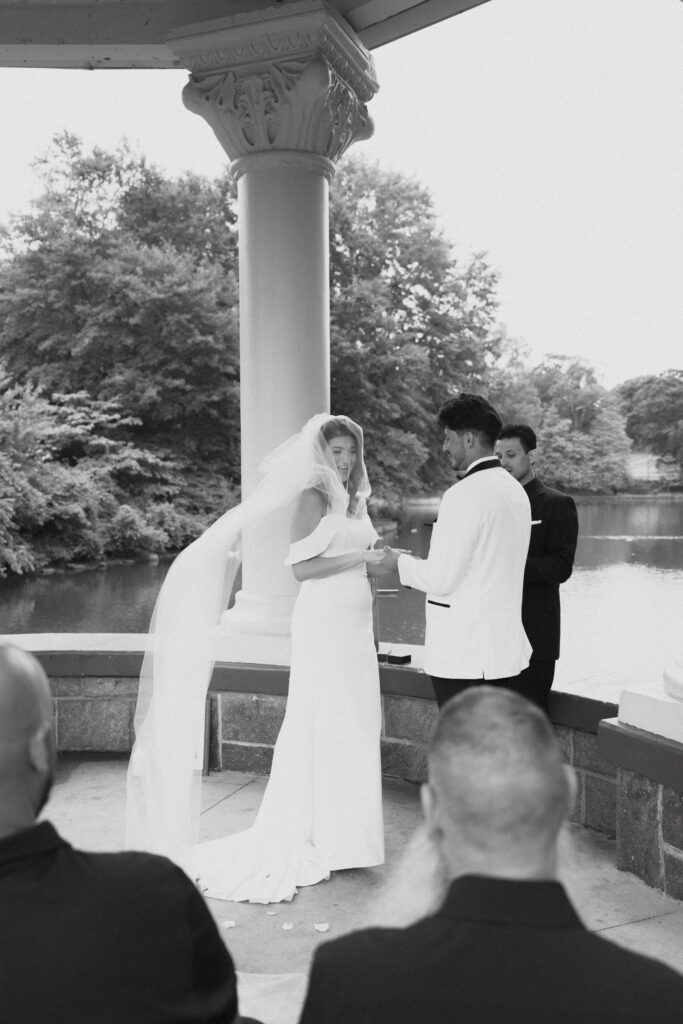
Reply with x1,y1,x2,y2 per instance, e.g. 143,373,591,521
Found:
0,821,238,1024
298,875,683,1024
523,476,578,661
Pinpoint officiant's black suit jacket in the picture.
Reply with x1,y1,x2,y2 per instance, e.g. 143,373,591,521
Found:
523,476,578,661
0,821,239,1024
298,875,683,1024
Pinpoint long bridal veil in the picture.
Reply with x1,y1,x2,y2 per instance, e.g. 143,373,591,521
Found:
125,413,371,874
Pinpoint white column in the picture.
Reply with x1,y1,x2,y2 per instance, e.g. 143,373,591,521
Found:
227,151,333,646
166,2,378,662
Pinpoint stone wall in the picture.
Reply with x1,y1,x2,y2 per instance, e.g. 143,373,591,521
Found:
208,689,438,782
44,656,618,845
599,720,683,900
210,679,620,837
381,693,437,782
555,723,617,834
51,676,137,752
37,646,683,900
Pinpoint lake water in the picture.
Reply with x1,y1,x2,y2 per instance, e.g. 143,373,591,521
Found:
1,497,681,704
381,499,683,703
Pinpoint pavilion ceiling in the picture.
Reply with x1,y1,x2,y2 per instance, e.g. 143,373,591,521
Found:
0,0,491,68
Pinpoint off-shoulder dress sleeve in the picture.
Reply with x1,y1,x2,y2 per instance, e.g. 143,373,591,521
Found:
285,517,340,566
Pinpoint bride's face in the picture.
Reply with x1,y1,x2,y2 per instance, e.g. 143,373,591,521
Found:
327,435,358,484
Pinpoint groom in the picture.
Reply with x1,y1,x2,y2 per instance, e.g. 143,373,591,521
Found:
382,394,532,707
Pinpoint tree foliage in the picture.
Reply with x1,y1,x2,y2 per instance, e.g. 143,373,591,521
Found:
616,371,683,467
0,134,642,575
329,161,501,503
1,133,241,470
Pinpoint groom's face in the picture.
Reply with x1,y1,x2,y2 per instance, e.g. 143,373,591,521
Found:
442,428,467,472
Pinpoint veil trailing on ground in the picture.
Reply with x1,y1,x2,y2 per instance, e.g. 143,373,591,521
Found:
126,413,371,874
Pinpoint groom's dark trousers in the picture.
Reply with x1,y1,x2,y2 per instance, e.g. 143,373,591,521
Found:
430,674,522,709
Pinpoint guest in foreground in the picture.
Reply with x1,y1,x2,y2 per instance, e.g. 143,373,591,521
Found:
496,423,579,711
380,393,532,707
298,688,683,1024
0,644,251,1024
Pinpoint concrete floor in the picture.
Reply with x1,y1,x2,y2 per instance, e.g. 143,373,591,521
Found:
46,755,683,1023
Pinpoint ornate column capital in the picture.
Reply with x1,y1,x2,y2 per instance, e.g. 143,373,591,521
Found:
166,0,378,170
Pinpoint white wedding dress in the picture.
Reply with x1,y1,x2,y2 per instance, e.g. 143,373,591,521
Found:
192,511,385,903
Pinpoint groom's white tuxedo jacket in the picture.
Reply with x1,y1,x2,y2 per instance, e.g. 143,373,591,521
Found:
398,458,532,680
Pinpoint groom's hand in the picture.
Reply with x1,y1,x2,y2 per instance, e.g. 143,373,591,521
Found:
379,546,401,571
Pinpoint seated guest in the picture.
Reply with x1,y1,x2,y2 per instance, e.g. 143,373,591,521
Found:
0,644,257,1024
299,688,683,1024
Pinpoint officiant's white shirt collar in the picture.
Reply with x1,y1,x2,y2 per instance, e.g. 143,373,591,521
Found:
464,456,500,475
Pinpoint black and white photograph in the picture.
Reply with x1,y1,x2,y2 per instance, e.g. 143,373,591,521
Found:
0,1,682,1021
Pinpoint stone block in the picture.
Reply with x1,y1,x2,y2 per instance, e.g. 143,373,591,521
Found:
220,692,286,745
208,694,222,772
554,725,572,764
661,786,683,850
381,738,427,784
57,698,134,752
221,741,274,775
50,678,84,697
584,772,616,835
664,850,683,901
567,769,584,825
616,768,663,889
383,695,438,746
572,729,617,778
83,677,139,697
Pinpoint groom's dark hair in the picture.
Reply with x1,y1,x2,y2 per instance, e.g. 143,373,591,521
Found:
438,393,502,447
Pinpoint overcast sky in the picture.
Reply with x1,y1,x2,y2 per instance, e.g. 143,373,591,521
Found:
0,0,680,386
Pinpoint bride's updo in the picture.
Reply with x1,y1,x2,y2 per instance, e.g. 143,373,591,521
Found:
320,416,366,515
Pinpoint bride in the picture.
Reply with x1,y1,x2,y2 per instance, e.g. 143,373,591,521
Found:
126,413,388,903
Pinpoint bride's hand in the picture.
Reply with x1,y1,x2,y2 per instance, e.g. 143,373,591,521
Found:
363,549,386,565
374,546,401,572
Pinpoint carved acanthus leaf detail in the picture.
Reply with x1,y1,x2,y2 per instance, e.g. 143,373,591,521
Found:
184,57,372,164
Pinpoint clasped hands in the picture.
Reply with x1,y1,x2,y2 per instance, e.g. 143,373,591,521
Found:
363,545,403,575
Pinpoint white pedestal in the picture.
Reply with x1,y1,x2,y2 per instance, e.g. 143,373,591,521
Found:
618,684,683,745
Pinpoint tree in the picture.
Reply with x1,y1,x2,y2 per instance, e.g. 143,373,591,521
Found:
486,334,544,427
329,160,502,504
529,356,604,432
0,133,241,474
584,398,632,490
490,353,631,492
616,370,683,467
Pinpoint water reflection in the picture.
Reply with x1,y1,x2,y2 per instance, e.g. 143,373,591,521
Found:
577,536,683,570
576,500,683,571
0,562,169,634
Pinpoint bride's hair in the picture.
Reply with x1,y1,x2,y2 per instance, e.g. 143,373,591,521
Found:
320,416,365,514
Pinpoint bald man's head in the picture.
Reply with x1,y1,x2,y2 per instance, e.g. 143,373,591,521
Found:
0,646,55,830
423,687,574,879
